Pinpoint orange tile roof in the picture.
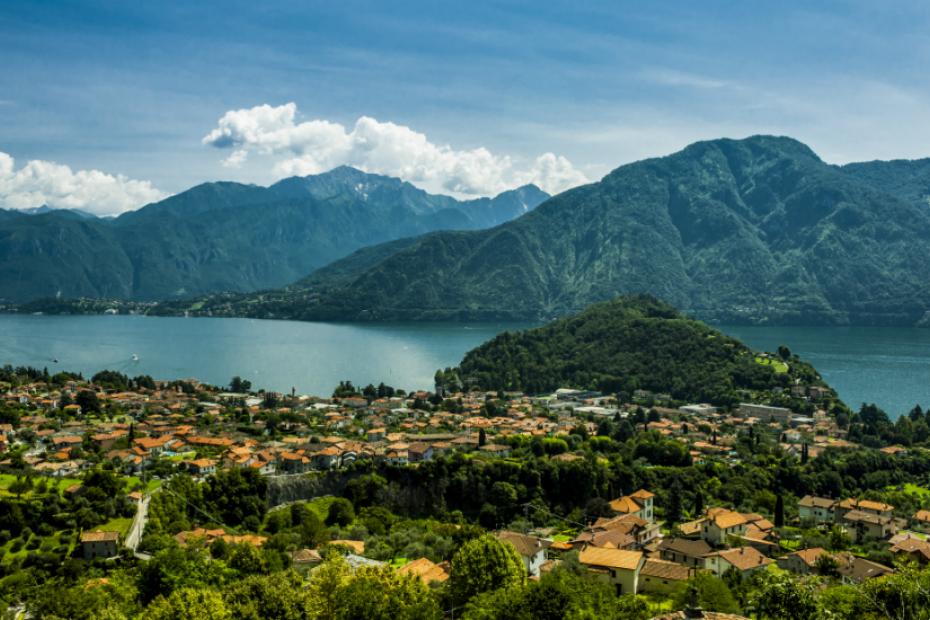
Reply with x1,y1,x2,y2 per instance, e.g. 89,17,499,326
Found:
398,557,450,583
579,545,643,570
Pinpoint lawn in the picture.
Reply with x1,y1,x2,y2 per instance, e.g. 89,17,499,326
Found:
755,356,789,374
779,538,802,551
303,496,338,522
97,517,134,537
0,474,82,497
124,476,162,493
888,482,930,499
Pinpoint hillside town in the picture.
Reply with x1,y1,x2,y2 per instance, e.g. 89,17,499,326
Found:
2,367,926,615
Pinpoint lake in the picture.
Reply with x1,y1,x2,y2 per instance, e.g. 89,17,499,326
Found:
0,315,927,416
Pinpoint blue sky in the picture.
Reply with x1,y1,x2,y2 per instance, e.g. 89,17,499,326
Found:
2,1,930,214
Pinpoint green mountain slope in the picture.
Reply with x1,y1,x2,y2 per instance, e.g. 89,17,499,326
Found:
206,135,930,325
448,295,836,406
841,158,930,209
0,168,548,303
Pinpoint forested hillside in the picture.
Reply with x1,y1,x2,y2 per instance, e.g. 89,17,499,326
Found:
446,295,833,405
0,167,547,303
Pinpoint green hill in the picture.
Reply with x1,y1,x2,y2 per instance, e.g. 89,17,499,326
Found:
195,135,930,325
447,295,835,406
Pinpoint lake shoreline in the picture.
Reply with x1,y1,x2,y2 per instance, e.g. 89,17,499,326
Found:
1,314,927,418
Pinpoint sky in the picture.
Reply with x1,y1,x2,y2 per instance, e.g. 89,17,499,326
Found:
2,0,930,215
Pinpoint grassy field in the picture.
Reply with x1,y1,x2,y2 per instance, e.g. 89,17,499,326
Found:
755,356,789,373
888,482,930,499
0,474,82,497
303,496,338,521
97,517,134,537
124,476,162,493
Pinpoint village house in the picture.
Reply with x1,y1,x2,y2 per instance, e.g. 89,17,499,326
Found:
657,537,713,568
496,531,551,577
700,509,751,546
798,495,836,524
187,458,217,477
80,530,120,560
889,534,930,564
608,489,655,523
703,546,772,577
578,545,645,595
638,558,693,594
841,510,896,542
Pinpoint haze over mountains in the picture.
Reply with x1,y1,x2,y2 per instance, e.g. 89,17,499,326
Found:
0,166,549,303
162,135,930,326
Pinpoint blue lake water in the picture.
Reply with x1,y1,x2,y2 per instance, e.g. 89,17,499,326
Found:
0,315,927,416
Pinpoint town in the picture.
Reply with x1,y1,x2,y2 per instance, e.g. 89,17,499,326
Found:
1,363,927,618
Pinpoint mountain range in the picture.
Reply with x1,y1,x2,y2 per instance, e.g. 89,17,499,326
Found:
0,167,548,303
156,135,930,326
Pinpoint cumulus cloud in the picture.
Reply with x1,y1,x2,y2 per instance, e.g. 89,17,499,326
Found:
203,103,588,196
0,151,166,216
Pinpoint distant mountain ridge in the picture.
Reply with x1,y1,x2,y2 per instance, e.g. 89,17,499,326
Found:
163,135,930,326
0,168,548,303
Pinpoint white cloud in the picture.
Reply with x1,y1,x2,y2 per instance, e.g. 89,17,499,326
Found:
203,103,588,196
0,151,167,216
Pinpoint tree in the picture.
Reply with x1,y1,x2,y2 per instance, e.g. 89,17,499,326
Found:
751,572,819,619
814,553,839,578
693,490,705,517
666,481,683,525
801,442,809,464
229,376,251,393
774,493,784,528
478,428,487,447
777,345,791,360
671,574,740,614
451,535,526,605
223,571,310,620
143,587,231,620
332,566,441,620
75,390,101,413
326,498,355,527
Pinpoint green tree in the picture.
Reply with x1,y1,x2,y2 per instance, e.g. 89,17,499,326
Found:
774,493,785,528
671,573,740,614
223,571,310,620
75,390,101,413
450,535,526,606
332,566,441,620
693,489,705,517
751,572,819,620
229,376,252,392
665,481,683,525
142,587,231,620
326,498,355,527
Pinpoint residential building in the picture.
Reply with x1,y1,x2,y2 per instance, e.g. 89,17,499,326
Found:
703,546,772,577
638,558,693,594
798,495,836,524
496,531,551,577
609,489,655,523
80,530,120,560
658,537,712,568
578,545,645,595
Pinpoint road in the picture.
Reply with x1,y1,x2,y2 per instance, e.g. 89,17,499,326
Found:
124,493,151,554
